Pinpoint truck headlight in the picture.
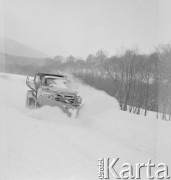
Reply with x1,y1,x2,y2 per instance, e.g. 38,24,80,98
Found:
74,91,78,95
77,96,82,104
57,89,61,94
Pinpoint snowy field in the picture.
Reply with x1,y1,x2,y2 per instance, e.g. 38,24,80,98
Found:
0,73,171,180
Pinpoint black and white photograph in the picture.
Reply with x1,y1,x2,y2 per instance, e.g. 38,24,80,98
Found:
0,0,171,179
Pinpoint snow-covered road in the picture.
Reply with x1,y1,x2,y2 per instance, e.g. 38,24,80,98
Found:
0,73,171,180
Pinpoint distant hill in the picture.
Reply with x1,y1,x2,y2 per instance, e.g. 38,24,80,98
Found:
0,38,49,58
0,52,52,76
0,38,53,75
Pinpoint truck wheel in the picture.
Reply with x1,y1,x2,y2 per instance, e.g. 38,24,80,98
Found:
26,97,36,109
35,102,41,108
26,90,36,109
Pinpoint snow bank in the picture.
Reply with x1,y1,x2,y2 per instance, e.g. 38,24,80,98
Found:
78,84,120,117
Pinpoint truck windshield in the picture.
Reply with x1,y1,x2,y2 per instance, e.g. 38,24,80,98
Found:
46,78,68,89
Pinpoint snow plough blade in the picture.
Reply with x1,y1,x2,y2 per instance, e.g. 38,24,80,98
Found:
75,103,85,118
63,103,85,118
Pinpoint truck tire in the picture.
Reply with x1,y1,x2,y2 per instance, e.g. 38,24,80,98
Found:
26,90,36,109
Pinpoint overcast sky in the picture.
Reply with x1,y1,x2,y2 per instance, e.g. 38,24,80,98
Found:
0,0,171,58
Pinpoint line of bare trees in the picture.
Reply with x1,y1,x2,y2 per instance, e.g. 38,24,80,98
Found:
70,46,171,121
